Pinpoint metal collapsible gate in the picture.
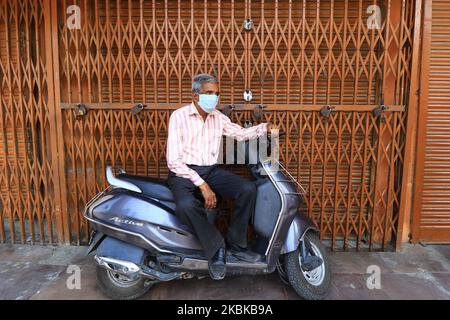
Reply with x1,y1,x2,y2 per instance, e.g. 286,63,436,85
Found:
0,0,63,244
0,0,419,250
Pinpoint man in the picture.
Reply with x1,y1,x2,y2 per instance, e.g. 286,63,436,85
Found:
166,74,278,280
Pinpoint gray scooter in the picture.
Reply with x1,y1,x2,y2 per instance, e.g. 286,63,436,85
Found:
84,134,331,300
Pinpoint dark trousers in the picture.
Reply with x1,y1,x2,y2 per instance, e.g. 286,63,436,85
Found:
167,165,257,260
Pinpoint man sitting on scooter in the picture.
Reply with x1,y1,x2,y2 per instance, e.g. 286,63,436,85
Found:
166,73,278,280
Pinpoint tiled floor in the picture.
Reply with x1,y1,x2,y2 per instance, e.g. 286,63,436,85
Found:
0,243,449,300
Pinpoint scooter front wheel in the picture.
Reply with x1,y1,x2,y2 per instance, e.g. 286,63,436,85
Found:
284,231,331,300
96,266,155,300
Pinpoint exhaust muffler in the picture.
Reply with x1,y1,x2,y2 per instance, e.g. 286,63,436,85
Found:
94,255,141,277
94,255,182,282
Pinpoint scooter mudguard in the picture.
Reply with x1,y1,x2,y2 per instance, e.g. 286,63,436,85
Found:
95,236,146,266
281,214,318,254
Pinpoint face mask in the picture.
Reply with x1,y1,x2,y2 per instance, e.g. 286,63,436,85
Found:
198,94,218,113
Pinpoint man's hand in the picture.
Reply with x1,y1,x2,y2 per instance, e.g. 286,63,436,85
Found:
199,182,217,209
267,123,280,135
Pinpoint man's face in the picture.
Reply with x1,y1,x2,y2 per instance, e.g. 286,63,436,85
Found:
193,82,220,105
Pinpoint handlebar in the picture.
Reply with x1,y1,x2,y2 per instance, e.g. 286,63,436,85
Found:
229,130,286,167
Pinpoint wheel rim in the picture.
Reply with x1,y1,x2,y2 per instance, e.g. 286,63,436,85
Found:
299,241,325,286
106,270,140,287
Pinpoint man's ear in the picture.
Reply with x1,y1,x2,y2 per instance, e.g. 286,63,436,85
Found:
192,92,199,103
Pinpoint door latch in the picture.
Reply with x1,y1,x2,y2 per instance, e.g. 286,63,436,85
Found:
253,104,266,122
131,103,145,115
320,105,334,119
373,104,387,117
221,104,234,117
373,104,387,123
75,103,88,119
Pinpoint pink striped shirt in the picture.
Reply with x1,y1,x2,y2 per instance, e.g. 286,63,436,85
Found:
166,103,268,186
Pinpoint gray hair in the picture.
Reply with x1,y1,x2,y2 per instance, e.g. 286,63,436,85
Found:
192,74,219,94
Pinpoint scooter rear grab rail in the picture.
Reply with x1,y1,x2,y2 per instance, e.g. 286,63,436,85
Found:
105,166,142,193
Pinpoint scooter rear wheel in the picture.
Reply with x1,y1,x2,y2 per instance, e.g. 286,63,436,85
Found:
284,231,331,300
96,266,155,300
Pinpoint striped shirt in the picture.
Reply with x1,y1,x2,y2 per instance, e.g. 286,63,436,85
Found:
166,102,268,186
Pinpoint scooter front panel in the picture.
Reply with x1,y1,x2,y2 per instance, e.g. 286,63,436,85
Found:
260,160,304,270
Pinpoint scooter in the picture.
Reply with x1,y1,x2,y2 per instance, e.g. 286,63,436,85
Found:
84,133,331,300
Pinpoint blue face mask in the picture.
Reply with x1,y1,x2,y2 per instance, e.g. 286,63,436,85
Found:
198,94,218,113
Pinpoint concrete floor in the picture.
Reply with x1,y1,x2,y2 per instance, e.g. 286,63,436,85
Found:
0,243,449,300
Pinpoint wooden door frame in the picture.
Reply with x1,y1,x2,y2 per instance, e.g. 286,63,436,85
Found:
44,0,70,244
396,0,425,247
410,0,431,243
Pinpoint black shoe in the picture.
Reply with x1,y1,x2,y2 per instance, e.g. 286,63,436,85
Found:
228,244,262,263
208,247,226,280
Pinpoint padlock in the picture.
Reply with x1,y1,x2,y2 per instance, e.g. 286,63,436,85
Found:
243,18,253,31
243,89,253,102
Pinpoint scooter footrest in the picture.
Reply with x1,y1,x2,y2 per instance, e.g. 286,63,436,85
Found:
225,254,266,264
157,253,182,264
141,265,180,281
225,255,242,263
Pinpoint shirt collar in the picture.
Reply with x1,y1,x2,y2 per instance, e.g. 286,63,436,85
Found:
188,102,199,116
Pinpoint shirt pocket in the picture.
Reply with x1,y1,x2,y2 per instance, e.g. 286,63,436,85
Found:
211,129,224,159
212,128,223,139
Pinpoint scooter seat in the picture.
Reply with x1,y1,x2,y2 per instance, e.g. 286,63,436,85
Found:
117,173,174,202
